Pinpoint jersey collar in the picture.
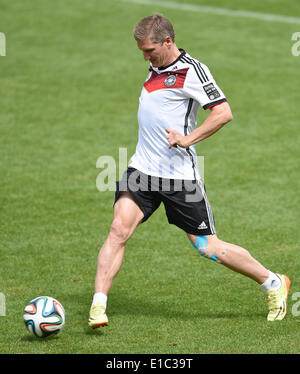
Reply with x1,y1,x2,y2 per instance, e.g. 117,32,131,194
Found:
150,49,186,73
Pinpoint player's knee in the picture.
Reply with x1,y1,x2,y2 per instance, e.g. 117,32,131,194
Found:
109,218,131,245
190,235,221,263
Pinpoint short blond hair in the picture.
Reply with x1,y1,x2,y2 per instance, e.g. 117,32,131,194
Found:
133,13,175,44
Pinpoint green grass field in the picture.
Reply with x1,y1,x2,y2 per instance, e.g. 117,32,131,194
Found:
1,0,300,354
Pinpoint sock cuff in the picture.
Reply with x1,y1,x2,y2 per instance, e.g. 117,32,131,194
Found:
92,292,107,308
260,271,281,292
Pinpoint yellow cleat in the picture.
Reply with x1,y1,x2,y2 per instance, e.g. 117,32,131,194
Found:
88,302,108,328
267,274,291,321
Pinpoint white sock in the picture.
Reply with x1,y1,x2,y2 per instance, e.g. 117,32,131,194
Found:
92,292,107,308
260,271,281,293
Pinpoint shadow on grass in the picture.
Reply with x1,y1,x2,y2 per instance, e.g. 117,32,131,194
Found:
58,292,266,338
108,294,266,321
84,326,106,336
20,334,60,342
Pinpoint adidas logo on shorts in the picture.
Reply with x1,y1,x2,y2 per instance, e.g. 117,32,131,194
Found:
198,221,208,230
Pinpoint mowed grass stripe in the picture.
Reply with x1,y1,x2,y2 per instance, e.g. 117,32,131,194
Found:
121,0,300,24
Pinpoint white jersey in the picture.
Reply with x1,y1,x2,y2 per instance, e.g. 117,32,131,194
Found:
129,50,227,180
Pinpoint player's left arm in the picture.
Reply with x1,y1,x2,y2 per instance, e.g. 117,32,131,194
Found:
166,101,233,149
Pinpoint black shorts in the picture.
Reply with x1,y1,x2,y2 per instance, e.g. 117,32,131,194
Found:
114,167,216,236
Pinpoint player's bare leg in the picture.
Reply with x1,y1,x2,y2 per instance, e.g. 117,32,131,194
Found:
188,233,291,320
88,191,144,328
188,233,269,283
95,191,144,294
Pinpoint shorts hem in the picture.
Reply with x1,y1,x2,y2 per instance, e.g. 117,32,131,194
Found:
170,222,216,236
114,185,148,222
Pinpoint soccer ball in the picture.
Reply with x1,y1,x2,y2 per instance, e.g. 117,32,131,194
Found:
24,296,65,338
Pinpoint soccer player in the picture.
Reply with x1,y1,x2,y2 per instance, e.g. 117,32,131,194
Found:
88,14,290,328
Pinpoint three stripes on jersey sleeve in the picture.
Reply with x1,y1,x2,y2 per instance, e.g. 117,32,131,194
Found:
180,55,209,83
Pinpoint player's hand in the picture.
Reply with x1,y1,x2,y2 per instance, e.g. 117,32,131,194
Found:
165,128,189,149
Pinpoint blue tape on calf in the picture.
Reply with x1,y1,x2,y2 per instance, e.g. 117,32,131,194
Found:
195,235,208,250
209,253,219,262
190,235,219,263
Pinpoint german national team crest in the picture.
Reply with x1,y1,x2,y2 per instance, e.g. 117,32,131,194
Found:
144,68,189,93
164,74,177,87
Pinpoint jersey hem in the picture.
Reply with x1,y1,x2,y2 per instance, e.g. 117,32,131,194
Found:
203,98,227,110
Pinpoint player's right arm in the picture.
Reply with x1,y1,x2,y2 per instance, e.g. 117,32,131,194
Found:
165,101,232,148
184,101,233,146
